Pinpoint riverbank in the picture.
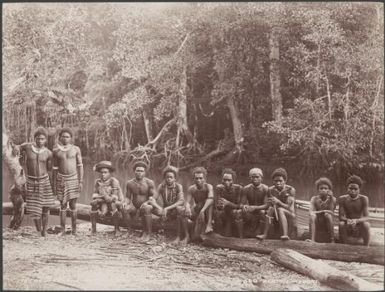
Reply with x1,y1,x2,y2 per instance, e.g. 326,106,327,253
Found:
3,223,384,290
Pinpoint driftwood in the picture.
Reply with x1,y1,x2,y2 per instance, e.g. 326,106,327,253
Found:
270,248,382,291
201,233,384,265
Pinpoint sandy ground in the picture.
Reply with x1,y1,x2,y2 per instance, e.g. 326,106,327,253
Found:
3,223,384,291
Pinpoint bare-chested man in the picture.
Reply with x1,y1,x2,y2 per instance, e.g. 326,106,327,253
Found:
52,128,84,236
122,161,156,241
241,168,269,237
152,166,185,244
215,168,244,238
13,127,55,236
338,175,371,246
90,161,123,236
257,168,296,241
181,167,214,243
307,177,336,243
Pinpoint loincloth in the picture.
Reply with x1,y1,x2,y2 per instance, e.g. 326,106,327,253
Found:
57,173,79,204
26,174,55,219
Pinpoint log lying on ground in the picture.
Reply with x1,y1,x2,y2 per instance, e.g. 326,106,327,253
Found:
201,233,384,265
270,248,383,291
2,202,176,232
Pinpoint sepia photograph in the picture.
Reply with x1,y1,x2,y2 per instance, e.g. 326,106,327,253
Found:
2,2,384,290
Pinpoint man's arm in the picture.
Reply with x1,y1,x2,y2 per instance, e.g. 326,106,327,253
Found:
338,197,348,222
111,178,124,201
201,184,214,213
75,146,84,191
356,196,370,223
52,149,58,196
124,182,132,205
46,150,53,188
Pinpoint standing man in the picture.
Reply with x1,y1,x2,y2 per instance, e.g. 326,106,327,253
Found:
338,175,371,246
257,168,296,240
182,167,214,243
122,160,156,241
308,177,336,243
241,168,269,237
214,168,244,238
53,128,84,236
152,166,185,244
13,127,55,236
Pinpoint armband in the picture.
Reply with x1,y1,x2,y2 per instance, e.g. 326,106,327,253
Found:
77,163,83,167
52,167,58,170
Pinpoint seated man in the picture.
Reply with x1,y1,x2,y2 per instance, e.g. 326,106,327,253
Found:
214,168,244,238
181,167,214,243
338,175,371,246
241,168,269,237
122,160,156,241
152,166,185,244
8,181,27,230
257,168,296,241
90,161,123,236
307,177,336,243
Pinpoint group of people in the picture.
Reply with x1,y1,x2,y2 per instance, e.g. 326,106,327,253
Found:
9,127,372,246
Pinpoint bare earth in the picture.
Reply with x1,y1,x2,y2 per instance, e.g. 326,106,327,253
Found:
3,223,384,291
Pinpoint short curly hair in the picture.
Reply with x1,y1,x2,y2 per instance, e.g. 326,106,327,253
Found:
163,165,178,178
315,177,333,190
192,166,207,178
58,127,73,138
346,175,363,188
221,168,236,181
271,168,288,181
34,127,48,139
132,160,148,171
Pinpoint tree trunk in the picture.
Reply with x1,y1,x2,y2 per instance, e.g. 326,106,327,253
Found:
3,202,177,233
142,106,153,143
271,248,382,291
2,130,26,187
226,96,244,152
201,233,384,265
269,25,282,125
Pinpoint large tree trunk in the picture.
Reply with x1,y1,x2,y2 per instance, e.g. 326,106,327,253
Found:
142,106,153,143
269,25,282,125
226,96,244,152
201,233,384,265
2,130,25,187
271,248,382,291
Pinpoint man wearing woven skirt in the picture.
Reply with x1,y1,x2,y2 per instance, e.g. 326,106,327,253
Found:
53,128,84,236
13,127,55,236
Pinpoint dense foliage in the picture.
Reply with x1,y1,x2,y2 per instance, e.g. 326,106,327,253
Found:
3,3,383,182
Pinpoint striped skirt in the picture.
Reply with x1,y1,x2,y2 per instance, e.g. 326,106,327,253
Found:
57,173,80,204
26,175,55,219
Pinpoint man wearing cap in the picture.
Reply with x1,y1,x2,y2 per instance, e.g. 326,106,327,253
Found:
240,168,269,237
52,127,84,236
257,167,296,240
122,160,156,241
152,165,185,244
338,175,371,246
90,161,124,236
12,127,55,236
307,177,336,243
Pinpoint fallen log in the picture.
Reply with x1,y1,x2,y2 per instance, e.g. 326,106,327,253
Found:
270,248,382,291
201,233,384,265
2,202,176,232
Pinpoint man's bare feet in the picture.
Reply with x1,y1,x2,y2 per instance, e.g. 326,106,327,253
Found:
280,235,290,241
171,236,181,245
180,236,190,245
140,232,151,242
204,224,213,234
256,234,266,240
305,238,314,243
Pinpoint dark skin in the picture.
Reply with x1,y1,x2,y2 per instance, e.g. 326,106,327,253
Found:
308,184,336,242
241,173,269,213
339,183,370,246
184,173,214,241
52,132,83,210
13,134,52,233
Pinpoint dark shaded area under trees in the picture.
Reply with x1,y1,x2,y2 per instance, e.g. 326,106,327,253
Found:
3,3,384,194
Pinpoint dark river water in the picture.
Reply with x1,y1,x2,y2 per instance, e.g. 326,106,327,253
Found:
3,162,384,227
